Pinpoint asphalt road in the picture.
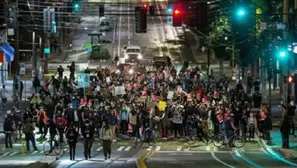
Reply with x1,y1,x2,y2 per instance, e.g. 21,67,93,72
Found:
146,150,297,168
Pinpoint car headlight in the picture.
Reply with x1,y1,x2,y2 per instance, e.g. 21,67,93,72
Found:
128,69,134,74
124,55,129,59
137,54,143,59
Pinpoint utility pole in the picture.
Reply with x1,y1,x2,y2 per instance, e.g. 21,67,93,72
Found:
282,0,289,117
13,0,20,75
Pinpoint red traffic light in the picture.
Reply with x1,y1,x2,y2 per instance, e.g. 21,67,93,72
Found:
143,4,147,8
288,76,294,83
174,9,181,15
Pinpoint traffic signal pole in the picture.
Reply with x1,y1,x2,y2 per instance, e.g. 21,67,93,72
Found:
282,0,289,117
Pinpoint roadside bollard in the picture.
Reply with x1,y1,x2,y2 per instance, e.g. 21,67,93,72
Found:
21,140,25,155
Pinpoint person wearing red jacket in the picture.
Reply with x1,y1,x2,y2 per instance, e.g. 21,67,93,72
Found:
56,111,66,143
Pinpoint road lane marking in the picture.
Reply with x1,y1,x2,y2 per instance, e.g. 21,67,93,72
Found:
31,150,39,154
147,146,153,151
177,146,182,151
96,147,102,151
155,146,161,151
9,152,18,156
211,152,235,168
117,146,125,151
2,152,10,156
233,149,264,168
124,146,131,151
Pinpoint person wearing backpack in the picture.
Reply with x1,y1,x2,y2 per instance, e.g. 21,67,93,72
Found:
22,118,38,151
55,111,66,143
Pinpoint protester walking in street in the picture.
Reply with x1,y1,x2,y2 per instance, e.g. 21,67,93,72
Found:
37,107,48,138
3,115,13,148
101,121,112,160
82,119,95,160
66,122,78,160
56,111,66,143
280,115,291,149
22,118,38,151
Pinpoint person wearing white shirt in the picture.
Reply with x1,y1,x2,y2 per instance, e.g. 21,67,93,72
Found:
0,85,8,111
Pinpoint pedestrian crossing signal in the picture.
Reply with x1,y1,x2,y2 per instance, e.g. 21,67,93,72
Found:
284,76,295,83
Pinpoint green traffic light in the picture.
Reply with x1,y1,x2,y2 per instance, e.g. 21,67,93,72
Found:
236,8,246,16
280,51,286,57
74,3,79,8
238,10,244,15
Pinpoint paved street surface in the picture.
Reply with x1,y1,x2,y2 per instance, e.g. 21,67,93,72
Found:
0,0,296,167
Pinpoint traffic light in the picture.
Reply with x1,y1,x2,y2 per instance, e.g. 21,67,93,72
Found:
236,8,246,16
172,7,182,27
277,48,288,58
99,5,104,16
284,76,295,83
149,6,155,15
143,4,148,8
135,6,147,33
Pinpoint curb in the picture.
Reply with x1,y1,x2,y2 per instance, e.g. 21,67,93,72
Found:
136,156,147,168
136,150,156,168
258,138,297,166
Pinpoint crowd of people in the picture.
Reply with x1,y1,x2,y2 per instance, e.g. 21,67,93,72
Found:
2,61,294,161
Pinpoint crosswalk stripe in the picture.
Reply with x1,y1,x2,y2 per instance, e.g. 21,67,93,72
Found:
117,146,125,151
177,146,182,151
31,150,39,154
96,147,102,151
124,146,131,151
147,146,153,151
9,152,18,156
2,152,10,156
155,146,161,151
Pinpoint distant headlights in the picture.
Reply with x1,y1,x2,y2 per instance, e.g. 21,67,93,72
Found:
137,54,143,59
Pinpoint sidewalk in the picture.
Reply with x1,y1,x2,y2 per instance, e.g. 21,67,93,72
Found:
259,129,297,163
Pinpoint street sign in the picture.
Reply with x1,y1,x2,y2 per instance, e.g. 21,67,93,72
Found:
44,48,50,54
20,63,25,75
77,73,90,88
260,22,286,30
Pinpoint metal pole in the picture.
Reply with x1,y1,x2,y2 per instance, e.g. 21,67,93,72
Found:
283,0,289,109
32,31,36,74
15,0,20,75
207,47,210,88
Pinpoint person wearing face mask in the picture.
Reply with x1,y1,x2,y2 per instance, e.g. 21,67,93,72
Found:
82,119,95,160
101,121,112,160
66,122,78,160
